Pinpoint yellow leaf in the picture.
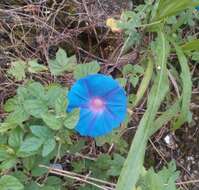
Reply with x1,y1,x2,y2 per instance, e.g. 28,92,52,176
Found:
106,18,122,32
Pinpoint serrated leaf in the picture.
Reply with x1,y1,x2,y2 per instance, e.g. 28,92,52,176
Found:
26,82,45,100
122,64,134,76
41,186,56,190
55,94,68,115
0,147,12,161
7,60,27,81
12,171,28,185
19,137,43,155
107,154,125,176
73,61,100,80
0,175,24,190
42,113,63,130
46,84,67,107
46,176,62,187
0,158,17,170
0,122,17,133
64,109,80,129
5,108,29,125
129,76,139,87
138,161,179,190
8,128,23,149
42,138,56,157
116,78,127,87
3,97,18,112
30,125,53,140
69,139,85,154
48,48,76,75
24,99,48,118
28,59,48,73
133,65,144,74
25,182,40,190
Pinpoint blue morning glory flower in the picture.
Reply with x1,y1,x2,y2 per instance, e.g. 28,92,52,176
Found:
196,6,199,11
67,74,127,137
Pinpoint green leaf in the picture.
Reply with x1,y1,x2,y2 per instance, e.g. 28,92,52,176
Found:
0,147,12,161
48,48,76,75
26,82,45,100
133,65,144,74
116,32,169,190
122,31,141,53
73,61,100,80
41,186,56,190
89,154,111,179
0,158,17,170
138,161,179,190
5,109,30,125
7,60,27,81
42,138,56,157
0,122,17,133
4,97,18,112
22,156,36,171
107,154,125,177
172,43,192,129
150,101,180,136
129,76,139,87
8,128,23,149
154,0,199,21
19,137,43,155
96,133,128,154
12,171,28,185
69,139,85,154
181,39,199,52
30,125,53,140
46,84,67,107
27,59,48,73
46,176,62,187
24,99,48,118
116,78,127,87
133,58,154,107
122,64,134,76
55,94,68,115
0,175,24,190
42,113,63,130
25,182,40,190
64,109,80,129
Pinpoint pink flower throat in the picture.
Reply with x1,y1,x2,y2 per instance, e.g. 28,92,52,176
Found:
89,98,105,113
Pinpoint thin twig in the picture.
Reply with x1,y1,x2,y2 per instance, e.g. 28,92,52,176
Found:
39,164,116,187
48,170,112,190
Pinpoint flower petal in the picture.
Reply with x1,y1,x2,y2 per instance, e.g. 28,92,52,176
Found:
83,74,120,97
67,79,90,111
75,109,114,137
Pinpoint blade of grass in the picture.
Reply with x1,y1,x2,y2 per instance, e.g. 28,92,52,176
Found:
181,39,199,52
154,0,199,21
133,57,154,107
149,100,180,136
116,32,169,190
172,43,192,129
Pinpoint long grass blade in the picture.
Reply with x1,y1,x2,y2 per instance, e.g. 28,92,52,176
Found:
149,100,180,136
172,43,192,129
116,32,169,190
133,58,154,107
154,0,199,21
